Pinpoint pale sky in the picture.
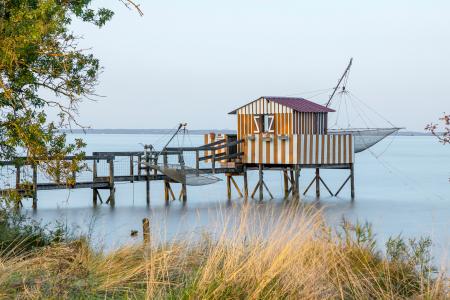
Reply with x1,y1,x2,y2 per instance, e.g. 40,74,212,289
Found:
70,0,449,131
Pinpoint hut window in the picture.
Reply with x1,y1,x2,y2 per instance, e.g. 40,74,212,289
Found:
264,115,274,133
253,116,262,133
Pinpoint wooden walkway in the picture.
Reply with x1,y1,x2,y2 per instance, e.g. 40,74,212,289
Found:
0,139,355,208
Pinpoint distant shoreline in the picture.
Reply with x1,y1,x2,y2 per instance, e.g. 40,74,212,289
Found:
60,129,432,136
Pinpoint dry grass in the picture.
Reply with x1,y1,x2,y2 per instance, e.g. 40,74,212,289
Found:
0,203,448,299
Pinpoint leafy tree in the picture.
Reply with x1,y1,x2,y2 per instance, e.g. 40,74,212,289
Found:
0,0,139,190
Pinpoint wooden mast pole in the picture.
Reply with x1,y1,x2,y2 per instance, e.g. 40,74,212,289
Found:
326,58,353,108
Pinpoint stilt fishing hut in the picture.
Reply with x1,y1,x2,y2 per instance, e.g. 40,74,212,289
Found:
202,97,355,201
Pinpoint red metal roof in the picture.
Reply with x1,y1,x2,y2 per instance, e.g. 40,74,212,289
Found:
264,96,335,113
229,96,335,114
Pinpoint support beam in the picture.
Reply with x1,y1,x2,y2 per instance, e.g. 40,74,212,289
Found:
15,165,20,190
335,175,352,197
303,176,316,196
145,152,150,205
92,159,98,205
178,184,187,202
243,167,248,200
230,176,243,198
137,155,142,180
319,177,334,196
294,166,300,201
130,155,134,183
315,168,320,198
164,180,169,204
32,164,37,209
108,159,115,206
195,150,200,175
283,170,289,198
226,175,231,199
251,181,261,198
259,164,263,201
142,218,150,247
350,164,355,199
167,182,176,200
181,184,187,203
262,180,274,199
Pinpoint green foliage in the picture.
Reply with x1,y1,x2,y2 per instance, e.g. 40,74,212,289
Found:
0,0,112,184
0,204,70,254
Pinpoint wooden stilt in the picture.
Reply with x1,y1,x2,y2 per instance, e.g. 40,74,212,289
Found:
294,166,300,201
182,184,187,203
262,181,274,199
315,168,320,198
137,155,142,181
335,175,352,196
178,152,187,203
92,159,98,205
230,176,243,198
350,164,355,199
108,159,115,206
319,177,333,196
130,155,134,183
142,218,150,247
258,164,263,201
15,165,20,190
167,182,176,200
96,189,103,203
32,164,37,209
15,165,22,208
145,151,150,205
226,175,231,199
195,150,200,175
243,167,248,200
283,169,289,198
251,181,261,198
164,180,169,204
303,176,316,195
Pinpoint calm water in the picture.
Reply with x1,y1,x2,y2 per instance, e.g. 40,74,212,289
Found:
20,134,450,266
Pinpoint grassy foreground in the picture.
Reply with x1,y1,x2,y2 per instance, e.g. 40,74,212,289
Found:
0,204,448,299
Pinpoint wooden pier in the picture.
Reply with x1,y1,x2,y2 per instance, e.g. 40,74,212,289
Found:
0,135,355,208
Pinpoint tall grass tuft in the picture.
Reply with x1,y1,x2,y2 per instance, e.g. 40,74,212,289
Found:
0,203,447,299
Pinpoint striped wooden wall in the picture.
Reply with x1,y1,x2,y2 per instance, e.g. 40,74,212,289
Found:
236,98,328,143
244,133,354,165
292,111,327,135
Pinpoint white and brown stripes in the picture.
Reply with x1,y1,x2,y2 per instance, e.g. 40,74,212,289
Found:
236,97,328,140
244,133,354,165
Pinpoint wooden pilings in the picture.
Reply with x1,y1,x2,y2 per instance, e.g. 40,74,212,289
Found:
129,155,134,183
293,166,300,201
145,150,150,205
15,165,20,190
142,217,150,246
350,164,355,199
283,169,289,199
32,164,37,209
335,164,355,199
258,164,263,201
243,166,248,199
92,159,98,205
107,159,115,206
1,151,357,209
226,173,244,199
315,168,320,197
249,164,274,201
